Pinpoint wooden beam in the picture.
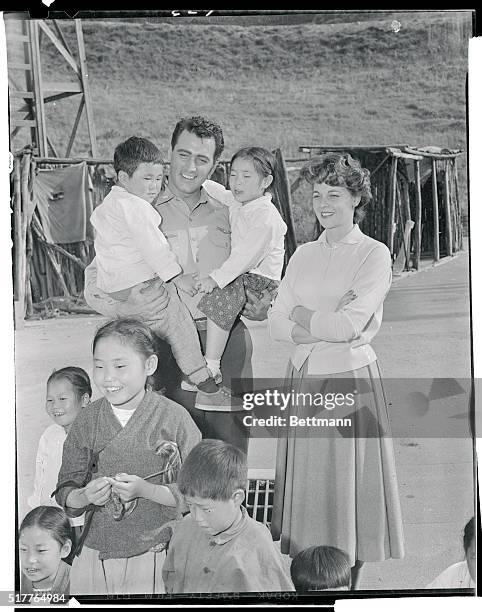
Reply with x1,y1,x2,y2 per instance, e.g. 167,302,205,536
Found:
29,21,48,157
453,158,463,251
44,91,81,104
403,146,464,160
37,21,82,79
413,160,423,270
52,19,74,59
432,158,440,262
10,119,37,127
47,135,60,158
10,90,35,98
388,157,398,255
43,81,83,93
75,20,99,157
9,62,32,70
65,97,85,157
443,160,453,256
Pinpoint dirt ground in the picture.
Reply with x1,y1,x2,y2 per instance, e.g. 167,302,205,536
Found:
14,252,475,591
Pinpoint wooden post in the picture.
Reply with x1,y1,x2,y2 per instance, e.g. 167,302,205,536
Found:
388,156,398,256
401,176,412,268
431,158,440,262
443,160,453,256
414,160,423,270
453,158,463,250
29,21,48,156
273,148,298,264
13,158,22,301
75,19,99,157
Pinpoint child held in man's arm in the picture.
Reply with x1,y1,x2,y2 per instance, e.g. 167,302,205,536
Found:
162,439,295,594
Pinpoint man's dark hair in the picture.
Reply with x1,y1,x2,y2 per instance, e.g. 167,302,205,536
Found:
114,136,163,177
171,116,225,162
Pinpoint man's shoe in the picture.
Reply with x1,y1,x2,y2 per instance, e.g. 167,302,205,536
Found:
194,386,243,411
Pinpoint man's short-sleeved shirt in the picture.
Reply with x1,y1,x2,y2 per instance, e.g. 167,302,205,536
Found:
154,186,231,318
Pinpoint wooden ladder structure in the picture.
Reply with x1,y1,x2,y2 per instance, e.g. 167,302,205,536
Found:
6,17,98,157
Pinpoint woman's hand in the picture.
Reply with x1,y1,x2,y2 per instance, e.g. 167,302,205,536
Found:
109,473,147,503
336,289,357,311
82,476,112,506
290,305,314,330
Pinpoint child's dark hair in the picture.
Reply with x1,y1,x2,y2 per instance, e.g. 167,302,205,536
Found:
19,506,72,549
171,116,224,162
290,545,351,591
178,439,247,501
114,136,163,177
230,146,276,194
300,152,372,224
463,516,475,553
47,367,92,400
93,318,158,361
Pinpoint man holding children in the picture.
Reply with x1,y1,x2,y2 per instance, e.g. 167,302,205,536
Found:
84,116,274,454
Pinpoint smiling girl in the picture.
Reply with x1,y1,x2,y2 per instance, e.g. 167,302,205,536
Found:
195,147,287,398
28,368,91,517
55,318,201,595
19,506,73,598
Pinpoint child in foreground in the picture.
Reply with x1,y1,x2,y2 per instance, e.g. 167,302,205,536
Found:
28,367,92,539
55,318,201,595
90,136,231,410
195,147,287,399
426,516,476,589
162,439,295,593
290,545,351,591
19,506,72,599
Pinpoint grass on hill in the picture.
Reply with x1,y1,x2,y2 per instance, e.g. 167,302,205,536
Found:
8,12,471,241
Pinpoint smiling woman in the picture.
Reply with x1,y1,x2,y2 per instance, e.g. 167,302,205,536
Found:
268,152,405,589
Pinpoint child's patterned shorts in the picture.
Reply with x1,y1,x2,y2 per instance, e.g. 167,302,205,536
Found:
198,273,279,331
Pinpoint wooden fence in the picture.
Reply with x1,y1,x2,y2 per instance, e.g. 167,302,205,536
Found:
297,145,465,273
11,147,298,324
11,144,465,325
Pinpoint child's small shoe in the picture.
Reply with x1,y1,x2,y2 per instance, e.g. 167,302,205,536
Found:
194,386,243,411
181,372,222,392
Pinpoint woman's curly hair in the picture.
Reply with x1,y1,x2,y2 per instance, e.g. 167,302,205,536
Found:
300,152,372,224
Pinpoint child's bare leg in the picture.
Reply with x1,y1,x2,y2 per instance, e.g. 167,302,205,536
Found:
205,318,231,381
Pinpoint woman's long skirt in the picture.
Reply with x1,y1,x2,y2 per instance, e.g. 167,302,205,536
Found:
270,360,405,565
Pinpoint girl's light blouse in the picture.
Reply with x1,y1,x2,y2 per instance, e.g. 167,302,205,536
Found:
268,225,392,375
28,423,84,527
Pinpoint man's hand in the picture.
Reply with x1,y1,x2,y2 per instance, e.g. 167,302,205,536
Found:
242,288,271,321
173,273,198,297
197,276,218,294
117,279,170,320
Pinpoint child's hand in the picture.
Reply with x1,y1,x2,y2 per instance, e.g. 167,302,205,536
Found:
197,276,218,294
110,473,147,502
173,273,198,297
83,476,112,506
336,289,357,311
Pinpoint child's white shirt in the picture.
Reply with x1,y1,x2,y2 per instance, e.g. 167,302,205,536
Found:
28,423,84,527
91,185,182,293
201,183,287,289
426,560,475,589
